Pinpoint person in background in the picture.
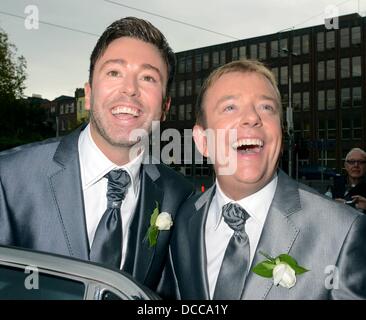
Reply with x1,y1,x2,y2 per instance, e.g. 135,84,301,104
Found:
331,148,366,213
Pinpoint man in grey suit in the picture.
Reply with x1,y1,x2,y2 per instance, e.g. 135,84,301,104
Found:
0,17,193,293
162,59,366,299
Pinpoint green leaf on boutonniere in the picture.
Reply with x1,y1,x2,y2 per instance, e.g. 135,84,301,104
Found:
146,201,160,247
278,254,309,275
252,261,276,278
150,201,159,226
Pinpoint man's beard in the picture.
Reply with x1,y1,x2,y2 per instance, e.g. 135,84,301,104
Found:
89,108,139,148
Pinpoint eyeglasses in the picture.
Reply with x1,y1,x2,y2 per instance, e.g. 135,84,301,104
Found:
346,160,366,165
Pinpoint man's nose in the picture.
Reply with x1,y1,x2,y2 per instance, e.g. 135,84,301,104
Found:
239,106,262,127
121,75,139,97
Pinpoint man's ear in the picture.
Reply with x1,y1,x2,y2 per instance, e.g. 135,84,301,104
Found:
84,82,91,111
193,124,209,158
161,96,171,121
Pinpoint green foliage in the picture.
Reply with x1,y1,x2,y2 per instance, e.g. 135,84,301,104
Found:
0,28,54,151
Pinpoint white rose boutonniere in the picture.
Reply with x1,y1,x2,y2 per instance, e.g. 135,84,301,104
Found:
252,251,309,289
146,202,173,247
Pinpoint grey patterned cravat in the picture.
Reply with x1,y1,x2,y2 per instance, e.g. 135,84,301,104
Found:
89,169,131,269
213,202,250,300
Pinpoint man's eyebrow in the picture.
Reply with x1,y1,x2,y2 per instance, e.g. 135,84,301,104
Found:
99,59,126,69
215,95,240,107
260,94,277,102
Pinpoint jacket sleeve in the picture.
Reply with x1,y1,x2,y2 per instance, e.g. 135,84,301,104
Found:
0,177,14,245
331,214,366,299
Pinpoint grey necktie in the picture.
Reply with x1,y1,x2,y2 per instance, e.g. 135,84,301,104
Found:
213,202,250,300
89,169,131,269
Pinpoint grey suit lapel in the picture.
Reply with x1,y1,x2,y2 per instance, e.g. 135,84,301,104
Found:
188,185,216,300
48,127,89,260
128,164,164,284
242,171,301,300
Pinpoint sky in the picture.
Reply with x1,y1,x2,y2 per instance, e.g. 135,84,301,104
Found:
0,0,365,100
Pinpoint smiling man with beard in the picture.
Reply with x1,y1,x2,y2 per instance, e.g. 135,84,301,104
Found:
161,59,366,300
0,17,193,294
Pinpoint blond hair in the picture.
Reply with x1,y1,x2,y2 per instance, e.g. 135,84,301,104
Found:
195,59,282,126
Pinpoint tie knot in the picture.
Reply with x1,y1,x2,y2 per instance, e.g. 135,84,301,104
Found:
105,169,131,206
221,203,250,233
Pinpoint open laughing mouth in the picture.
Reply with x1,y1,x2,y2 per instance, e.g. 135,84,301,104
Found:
111,106,141,117
232,138,264,154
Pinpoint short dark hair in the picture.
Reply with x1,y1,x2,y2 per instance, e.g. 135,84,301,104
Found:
89,16,176,97
195,59,282,127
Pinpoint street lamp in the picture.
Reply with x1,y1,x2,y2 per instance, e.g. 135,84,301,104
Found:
281,47,298,178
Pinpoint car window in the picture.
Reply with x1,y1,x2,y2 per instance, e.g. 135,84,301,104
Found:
0,265,85,300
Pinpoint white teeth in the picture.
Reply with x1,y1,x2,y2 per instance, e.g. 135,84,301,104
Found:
111,106,140,117
232,138,264,149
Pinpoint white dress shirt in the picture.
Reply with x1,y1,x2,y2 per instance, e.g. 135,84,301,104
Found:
78,124,143,268
205,175,278,298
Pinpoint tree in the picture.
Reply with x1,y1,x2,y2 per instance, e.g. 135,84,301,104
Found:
0,28,54,151
0,28,26,99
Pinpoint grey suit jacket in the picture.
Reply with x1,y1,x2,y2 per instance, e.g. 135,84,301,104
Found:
165,170,366,299
0,126,194,292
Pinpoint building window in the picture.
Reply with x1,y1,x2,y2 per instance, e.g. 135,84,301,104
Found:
250,44,257,59
341,88,351,108
170,81,176,98
318,118,326,139
179,81,185,97
353,117,363,139
293,92,301,111
212,51,219,67
195,78,202,95
232,47,238,60
353,87,362,108
326,60,335,80
317,61,325,81
203,53,209,69
185,104,192,120
303,91,310,111
292,36,301,54
51,106,55,113
280,66,288,85
327,119,336,139
239,46,246,59
318,90,325,110
327,89,336,110
326,30,335,49
340,58,350,78
303,63,309,82
60,105,64,114
258,42,266,60
317,32,324,51
352,56,361,77
351,26,361,45
302,34,309,54
342,118,351,139
195,54,202,71
340,28,349,48
293,65,301,83
178,57,185,74
271,40,278,58
169,105,177,121
280,38,288,52
220,50,226,65
272,67,279,84
178,104,185,120
186,56,192,73
186,80,192,97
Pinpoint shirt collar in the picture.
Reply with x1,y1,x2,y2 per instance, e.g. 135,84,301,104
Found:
213,174,278,229
78,124,143,195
